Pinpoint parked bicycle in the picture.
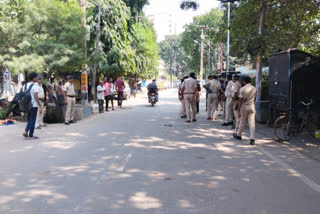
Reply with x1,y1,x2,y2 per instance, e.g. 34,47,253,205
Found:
274,99,317,142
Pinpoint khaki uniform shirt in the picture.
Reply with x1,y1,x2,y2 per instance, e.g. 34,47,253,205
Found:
206,79,221,93
182,78,197,94
239,84,257,105
232,81,241,98
64,82,76,96
225,81,233,97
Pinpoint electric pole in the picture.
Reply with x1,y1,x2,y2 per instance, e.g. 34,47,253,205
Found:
81,0,88,105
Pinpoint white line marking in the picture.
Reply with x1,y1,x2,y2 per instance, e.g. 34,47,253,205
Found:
117,153,132,172
258,146,320,193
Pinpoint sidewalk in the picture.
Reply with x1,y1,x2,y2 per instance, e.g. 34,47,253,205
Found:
255,122,320,162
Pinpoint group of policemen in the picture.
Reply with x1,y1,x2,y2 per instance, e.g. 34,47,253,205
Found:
178,73,257,145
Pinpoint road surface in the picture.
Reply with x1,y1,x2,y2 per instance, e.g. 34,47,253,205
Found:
0,89,320,214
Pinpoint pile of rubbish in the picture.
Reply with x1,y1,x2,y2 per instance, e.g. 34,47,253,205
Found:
0,119,16,126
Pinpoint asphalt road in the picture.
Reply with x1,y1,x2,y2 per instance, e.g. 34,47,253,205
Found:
0,89,320,214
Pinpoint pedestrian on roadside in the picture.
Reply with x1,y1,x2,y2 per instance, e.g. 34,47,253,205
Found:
218,79,226,116
178,76,188,118
115,75,125,108
47,77,57,105
35,75,46,129
97,81,106,113
196,80,201,113
106,77,115,111
57,80,67,106
20,81,26,92
204,75,221,120
233,75,257,145
181,73,199,123
205,76,213,111
232,74,241,131
222,75,234,126
64,75,76,125
23,72,41,140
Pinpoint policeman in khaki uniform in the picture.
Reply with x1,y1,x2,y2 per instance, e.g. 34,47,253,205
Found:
181,73,199,123
64,75,76,125
222,75,233,126
233,76,257,145
204,75,221,120
232,74,241,131
178,76,188,119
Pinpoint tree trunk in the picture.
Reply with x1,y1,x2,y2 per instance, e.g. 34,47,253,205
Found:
91,4,101,103
256,0,266,102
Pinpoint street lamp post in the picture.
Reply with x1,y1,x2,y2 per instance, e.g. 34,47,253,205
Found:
200,28,205,84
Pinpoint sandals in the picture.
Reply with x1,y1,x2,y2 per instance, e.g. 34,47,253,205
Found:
28,136,39,140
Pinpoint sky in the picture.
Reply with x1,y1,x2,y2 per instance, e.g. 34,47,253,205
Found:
144,0,220,41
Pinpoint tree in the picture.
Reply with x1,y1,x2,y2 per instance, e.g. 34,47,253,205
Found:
0,0,84,76
180,8,224,74
158,35,189,78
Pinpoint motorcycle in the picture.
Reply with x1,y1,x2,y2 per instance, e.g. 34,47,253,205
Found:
149,93,157,107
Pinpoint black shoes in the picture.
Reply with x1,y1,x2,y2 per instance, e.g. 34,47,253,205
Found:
222,122,233,126
233,133,242,140
250,139,255,145
181,115,187,119
69,120,76,124
65,122,70,125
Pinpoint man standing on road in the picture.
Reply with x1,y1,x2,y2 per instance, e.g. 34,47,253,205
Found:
181,73,199,123
97,81,106,113
64,75,76,125
116,75,125,108
233,75,257,145
35,76,45,129
105,78,115,111
47,77,57,106
232,74,241,131
222,75,234,126
23,72,41,140
178,76,188,118
204,75,221,120
205,76,213,111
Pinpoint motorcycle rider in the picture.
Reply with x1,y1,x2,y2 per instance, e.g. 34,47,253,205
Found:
147,79,158,102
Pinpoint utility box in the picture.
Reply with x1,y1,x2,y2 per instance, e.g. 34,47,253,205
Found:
268,49,320,124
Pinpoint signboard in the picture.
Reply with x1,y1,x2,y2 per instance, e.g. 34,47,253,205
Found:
81,70,88,93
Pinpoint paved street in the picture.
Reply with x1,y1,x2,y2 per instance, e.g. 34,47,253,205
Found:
0,89,320,214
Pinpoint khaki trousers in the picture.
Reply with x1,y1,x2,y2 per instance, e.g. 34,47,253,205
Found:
181,99,186,116
233,101,240,133
237,104,256,139
207,93,218,118
35,101,44,127
225,97,233,123
184,94,196,121
65,97,76,122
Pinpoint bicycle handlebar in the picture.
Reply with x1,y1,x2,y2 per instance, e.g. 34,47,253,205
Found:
299,99,313,106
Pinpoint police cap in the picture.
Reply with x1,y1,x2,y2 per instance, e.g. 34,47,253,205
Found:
232,74,240,79
66,75,74,80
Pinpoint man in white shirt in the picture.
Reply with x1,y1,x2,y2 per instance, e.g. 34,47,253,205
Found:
97,81,106,113
23,72,41,140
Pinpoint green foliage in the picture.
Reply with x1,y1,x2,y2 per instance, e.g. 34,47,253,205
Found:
122,0,149,17
0,107,6,120
0,0,84,76
251,75,269,101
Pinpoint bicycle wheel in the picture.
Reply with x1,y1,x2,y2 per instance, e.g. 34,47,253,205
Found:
274,116,293,142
